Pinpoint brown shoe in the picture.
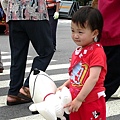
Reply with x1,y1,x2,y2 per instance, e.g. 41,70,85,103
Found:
0,68,4,73
18,86,31,99
7,95,32,106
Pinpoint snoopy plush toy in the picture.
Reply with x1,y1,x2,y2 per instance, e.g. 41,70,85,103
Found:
29,68,72,120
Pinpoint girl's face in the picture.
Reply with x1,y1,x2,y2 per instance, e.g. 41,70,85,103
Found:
71,21,97,47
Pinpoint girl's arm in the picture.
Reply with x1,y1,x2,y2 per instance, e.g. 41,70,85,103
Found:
65,66,102,112
57,79,70,91
76,66,102,102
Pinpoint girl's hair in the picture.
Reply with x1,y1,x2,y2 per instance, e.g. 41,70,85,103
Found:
72,6,103,42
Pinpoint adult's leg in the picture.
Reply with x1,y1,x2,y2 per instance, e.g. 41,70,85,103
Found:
48,7,58,50
8,21,30,96
23,20,54,87
0,50,4,73
49,14,58,50
104,46,120,101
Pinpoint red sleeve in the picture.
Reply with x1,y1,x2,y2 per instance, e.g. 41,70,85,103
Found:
89,47,106,68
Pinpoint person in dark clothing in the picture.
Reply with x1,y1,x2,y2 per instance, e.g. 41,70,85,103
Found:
0,50,4,73
46,0,61,50
1,0,54,105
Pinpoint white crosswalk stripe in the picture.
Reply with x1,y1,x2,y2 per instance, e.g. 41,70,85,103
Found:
1,63,69,75
0,51,120,119
58,19,71,24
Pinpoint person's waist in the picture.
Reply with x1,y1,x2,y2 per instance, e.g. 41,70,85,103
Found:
46,2,57,8
70,86,105,104
47,5,56,9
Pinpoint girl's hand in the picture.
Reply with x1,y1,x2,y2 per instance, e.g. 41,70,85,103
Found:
64,98,82,113
57,85,65,91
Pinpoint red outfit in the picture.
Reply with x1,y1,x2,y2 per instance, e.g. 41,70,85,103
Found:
98,0,120,46
69,43,107,120
70,97,106,120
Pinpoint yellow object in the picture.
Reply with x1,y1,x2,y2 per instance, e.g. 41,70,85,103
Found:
53,12,59,19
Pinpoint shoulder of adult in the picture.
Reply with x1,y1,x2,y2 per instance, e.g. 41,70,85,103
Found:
1,0,8,14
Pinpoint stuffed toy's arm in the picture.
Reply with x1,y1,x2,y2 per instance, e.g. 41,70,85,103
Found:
60,87,72,114
29,103,38,113
29,88,71,120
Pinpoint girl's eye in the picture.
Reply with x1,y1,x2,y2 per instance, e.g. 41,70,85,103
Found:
71,30,74,32
79,31,83,34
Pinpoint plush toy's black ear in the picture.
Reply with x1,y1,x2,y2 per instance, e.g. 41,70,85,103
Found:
32,111,39,115
33,68,40,75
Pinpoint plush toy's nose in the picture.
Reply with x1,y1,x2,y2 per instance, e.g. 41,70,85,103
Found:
33,68,40,75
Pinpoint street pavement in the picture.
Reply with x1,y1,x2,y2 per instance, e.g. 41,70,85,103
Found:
0,19,120,120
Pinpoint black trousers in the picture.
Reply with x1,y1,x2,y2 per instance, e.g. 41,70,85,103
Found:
0,50,3,69
103,45,120,101
8,20,54,96
48,7,58,49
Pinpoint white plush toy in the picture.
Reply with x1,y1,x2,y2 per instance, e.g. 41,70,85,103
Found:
29,69,72,120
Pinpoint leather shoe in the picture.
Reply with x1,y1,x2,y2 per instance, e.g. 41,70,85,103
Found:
0,68,4,73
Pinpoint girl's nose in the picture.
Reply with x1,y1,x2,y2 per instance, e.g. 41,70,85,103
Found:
74,33,79,38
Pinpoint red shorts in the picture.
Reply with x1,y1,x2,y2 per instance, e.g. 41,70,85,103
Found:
69,97,106,120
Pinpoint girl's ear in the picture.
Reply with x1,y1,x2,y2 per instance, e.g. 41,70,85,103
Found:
92,29,99,38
